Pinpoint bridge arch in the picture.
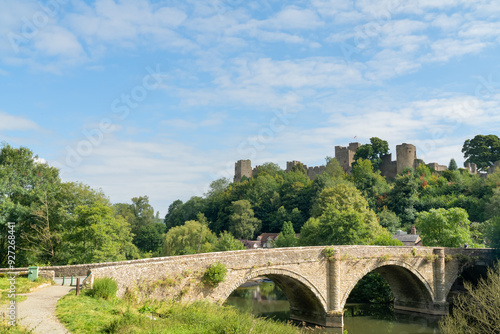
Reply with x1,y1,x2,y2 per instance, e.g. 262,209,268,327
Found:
340,260,435,312
220,268,328,323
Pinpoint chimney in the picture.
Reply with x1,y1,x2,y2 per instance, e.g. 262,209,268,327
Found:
411,226,417,235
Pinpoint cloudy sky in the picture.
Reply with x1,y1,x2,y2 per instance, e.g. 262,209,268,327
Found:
1,0,500,215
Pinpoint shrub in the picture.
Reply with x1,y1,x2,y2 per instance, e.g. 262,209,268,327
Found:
202,262,227,287
88,277,118,300
439,262,500,334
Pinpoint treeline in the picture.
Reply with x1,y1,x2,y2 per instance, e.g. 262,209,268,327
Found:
2,135,500,267
0,144,164,267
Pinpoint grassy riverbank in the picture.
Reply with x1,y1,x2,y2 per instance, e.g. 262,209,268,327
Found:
57,291,304,334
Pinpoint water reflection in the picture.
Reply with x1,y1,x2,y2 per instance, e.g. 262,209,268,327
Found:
225,278,441,334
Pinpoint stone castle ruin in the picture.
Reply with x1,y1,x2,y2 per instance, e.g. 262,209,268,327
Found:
234,142,479,182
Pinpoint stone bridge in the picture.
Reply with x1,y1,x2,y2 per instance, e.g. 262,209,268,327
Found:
87,246,496,328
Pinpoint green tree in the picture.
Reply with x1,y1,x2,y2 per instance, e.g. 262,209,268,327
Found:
214,231,246,252
439,262,500,334
483,216,500,248
388,172,419,226
448,158,458,171
162,217,216,256
274,221,298,247
353,137,389,170
462,134,500,171
253,162,283,177
325,157,344,178
228,200,261,239
416,208,479,247
377,208,401,234
65,203,139,264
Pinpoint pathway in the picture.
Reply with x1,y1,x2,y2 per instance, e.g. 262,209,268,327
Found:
16,285,73,333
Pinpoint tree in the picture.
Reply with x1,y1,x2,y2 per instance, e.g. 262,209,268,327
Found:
274,221,297,247
439,262,500,334
388,172,419,226
416,208,479,248
353,137,389,170
483,216,500,248
462,134,500,171
325,157,344,179
377,208,401,234
162,218,216,256
213,231,246,252
228,200,261,239
448,158,458,171
300,182,395,246
64,203,139,264
253,162,283,177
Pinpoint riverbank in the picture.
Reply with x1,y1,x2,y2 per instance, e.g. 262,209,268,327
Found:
56,290,305,334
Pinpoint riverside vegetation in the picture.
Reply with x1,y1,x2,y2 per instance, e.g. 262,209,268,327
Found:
1,136,500,332
56,278,304,334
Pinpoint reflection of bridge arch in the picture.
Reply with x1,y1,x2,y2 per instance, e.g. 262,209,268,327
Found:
220,268,328,324
341,260,435,312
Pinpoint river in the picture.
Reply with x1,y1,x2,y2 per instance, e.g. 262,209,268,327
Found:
224,279,441,334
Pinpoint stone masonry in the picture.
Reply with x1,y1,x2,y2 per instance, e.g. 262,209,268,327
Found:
87,246,495,328
235,142,480,182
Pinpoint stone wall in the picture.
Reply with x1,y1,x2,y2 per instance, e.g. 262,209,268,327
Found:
88,246,496,327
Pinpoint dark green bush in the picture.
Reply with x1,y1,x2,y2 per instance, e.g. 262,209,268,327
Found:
88,277,118,300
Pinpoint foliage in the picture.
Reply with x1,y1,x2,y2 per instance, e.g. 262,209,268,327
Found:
347,272,393,304
88,277,118,300
483,216,500,248
416,208,479,248
162,217,217,256
228,199,261,239
353,137,389,170
65,203,139,264
274,221,298,247
448,158,458,171
57,292,302,334
202,261,227,287
462,134,500,171
377,208,401,234
439,262,500,334
325,156,345,178
213,231,246,252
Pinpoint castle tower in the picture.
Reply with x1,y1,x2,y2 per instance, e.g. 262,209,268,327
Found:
334,142,360,173
234,160,252,182
396,143,417,174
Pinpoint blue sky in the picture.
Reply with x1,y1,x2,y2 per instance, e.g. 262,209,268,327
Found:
2,0,500,216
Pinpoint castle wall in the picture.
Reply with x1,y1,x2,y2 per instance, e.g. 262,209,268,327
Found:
379,153,397,178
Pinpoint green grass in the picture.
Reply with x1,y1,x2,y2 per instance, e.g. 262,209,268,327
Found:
0,321,32,333
0,276,53,305
57,291,304,334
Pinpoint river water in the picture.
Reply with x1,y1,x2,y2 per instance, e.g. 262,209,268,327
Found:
224,280,441,334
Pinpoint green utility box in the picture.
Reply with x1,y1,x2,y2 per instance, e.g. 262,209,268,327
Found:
28,266,38,281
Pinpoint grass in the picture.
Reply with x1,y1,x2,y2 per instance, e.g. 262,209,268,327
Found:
0,321,32,333
0,276,54,305
57,291,304,334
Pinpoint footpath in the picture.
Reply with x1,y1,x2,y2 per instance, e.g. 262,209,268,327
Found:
14,285,73,333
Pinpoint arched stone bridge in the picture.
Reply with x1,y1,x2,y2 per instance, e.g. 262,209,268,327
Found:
89,246,496,328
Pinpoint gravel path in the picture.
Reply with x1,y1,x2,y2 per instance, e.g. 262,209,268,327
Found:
16,285,73,334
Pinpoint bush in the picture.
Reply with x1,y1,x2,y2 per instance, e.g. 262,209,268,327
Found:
202,262,227,287
439,262,500,334
88,277,118,300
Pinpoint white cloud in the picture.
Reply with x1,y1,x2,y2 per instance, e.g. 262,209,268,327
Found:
34,26,85,58
0,111,40,131
426,38,487,62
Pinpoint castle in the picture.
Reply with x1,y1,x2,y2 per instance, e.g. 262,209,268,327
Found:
234,142,479,182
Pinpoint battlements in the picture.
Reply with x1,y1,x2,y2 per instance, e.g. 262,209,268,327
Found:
234,142,480,182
